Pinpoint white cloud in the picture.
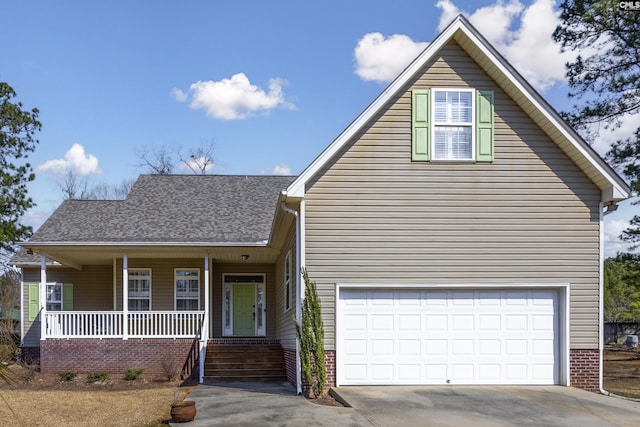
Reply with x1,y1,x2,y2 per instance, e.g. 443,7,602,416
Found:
179,156,216,174
604,219,632,258
37,143,101,176
175,73,295,120
272,164,292,175
435,0,586,92
354,33,428,83
171,87,188,102
588,112,637,158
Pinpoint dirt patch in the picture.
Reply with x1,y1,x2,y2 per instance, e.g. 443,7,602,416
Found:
604,345,640,399
305,389,346,407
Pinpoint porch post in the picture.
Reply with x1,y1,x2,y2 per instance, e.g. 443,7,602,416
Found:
39,254,47,341
200,254,210,384
122,254,128,340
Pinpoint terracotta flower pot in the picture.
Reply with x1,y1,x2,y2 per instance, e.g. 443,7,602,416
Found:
171,400,196,423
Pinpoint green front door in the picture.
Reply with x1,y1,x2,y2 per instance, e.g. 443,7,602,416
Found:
233,284,255,336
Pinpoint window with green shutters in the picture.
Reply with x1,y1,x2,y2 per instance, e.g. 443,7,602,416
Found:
412,88,494,162
28,283,73,321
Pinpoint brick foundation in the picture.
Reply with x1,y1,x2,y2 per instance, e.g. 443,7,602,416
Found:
283,347,297,386
284,349,336,391
571,349,600,392
40,338,200,379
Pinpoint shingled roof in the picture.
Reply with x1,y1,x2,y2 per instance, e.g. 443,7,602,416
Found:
27,174,296,244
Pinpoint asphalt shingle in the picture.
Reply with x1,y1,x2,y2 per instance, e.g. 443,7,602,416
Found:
26,174,296,244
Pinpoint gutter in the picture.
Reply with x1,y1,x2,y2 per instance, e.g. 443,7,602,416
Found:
280,201,302,395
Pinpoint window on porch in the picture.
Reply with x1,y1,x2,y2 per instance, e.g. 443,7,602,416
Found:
128,269,151,311
175,269,200,310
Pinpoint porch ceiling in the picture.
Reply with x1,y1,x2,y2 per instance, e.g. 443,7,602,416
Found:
26,244,281,270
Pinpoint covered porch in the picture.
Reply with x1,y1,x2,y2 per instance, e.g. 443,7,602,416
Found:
23,244,284,382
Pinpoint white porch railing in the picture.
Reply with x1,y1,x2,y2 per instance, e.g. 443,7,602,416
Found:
44,311,205,339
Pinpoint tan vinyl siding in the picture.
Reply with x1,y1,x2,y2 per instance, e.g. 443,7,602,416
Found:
275,221,298,349
304,40,601,351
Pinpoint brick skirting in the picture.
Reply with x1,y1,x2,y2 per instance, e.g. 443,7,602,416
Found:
571,349,600,392
283,347,297,386
40,338,200,379
284,349,336,390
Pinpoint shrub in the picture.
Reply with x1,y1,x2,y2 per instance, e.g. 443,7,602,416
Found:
58,370,77,382
87,372,109,383
294,268,326,398
161,359,180,381
123,368,143,381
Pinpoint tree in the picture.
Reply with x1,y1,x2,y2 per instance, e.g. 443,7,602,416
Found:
136,145,176,175
0,82,41,252
294,268,326,397
58,170,133,200
178,141,216,175
604,254,640,322
553,1,640,250
136,141,216,175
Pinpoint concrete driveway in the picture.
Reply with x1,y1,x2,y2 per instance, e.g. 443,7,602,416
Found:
334,385,640,427
174,382,640,427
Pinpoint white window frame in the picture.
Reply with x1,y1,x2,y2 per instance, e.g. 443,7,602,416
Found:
128,268,152,311
431,88,475,161
174,268,200,311
284,250,292,311
46,282,62,311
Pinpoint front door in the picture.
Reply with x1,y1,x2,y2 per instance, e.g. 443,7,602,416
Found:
233,284,255,336
223,274,266,337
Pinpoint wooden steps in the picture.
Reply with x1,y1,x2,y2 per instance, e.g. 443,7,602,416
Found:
203,343,287,382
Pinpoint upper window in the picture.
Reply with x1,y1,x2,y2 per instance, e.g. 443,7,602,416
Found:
175,269,200,311
128,269,151,311
432,89,474,160
412,88,494,163
284,250,292,311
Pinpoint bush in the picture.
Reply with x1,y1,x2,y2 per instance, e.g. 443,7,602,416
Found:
87,372,109,383
123,368,143,381
161,359,180,381
58,370,77,382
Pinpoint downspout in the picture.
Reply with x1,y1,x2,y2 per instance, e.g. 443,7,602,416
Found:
599,202,609,395
280,201,302,395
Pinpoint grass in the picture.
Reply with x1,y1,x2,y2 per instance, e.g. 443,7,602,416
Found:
0,348,633,426
603,347,640,399
0,365,195,427
0,389,179,426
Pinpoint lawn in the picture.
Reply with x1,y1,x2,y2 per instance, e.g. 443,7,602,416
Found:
0,348,635,426
603,346,640,399
0,365,195,427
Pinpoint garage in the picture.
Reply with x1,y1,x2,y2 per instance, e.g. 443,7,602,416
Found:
336,287,562,386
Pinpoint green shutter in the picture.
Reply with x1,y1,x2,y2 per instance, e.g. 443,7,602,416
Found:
28,283,39,321
63,283,73,310
412,89,430,161
476,90,494,162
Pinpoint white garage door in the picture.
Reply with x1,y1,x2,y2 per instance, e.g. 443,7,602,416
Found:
337,288,558,385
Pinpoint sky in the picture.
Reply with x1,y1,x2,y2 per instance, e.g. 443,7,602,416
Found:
1,0,638,257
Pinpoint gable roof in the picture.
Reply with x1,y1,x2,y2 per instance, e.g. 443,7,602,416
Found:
284,15,630,202
26,174,295,245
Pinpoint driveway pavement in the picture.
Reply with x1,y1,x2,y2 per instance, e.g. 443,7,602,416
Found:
172,382,640,427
